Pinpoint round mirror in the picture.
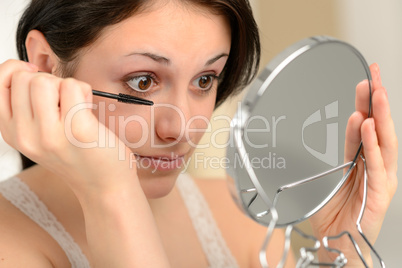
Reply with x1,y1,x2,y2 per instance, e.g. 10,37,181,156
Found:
226,36,371,227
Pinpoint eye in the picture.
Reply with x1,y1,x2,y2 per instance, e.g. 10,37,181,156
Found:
126,74,156,93
193,75,217,90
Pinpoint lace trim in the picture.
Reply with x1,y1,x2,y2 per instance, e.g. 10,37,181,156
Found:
176,173,239,268
0,177,90,268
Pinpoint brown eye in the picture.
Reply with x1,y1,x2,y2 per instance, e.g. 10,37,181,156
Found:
193,75,216,91
137,77,152,91
126,75,155,92
199,75,212,89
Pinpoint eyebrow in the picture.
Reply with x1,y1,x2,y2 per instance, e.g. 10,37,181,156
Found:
126,52,170,65
125,52,229,67
205,53,229,67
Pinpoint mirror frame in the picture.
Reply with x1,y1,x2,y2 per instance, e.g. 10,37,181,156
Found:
226,36,372,227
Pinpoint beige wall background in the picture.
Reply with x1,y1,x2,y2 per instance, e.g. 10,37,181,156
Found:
336,1,402,267
188,0,402,266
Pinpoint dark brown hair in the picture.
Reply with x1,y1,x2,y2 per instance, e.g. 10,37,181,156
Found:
16,0,260,169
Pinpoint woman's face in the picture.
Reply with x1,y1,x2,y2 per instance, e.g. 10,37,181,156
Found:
72,2,231,198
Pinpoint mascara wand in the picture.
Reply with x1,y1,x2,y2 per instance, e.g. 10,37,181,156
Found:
36,71,153,106
92,90,154,106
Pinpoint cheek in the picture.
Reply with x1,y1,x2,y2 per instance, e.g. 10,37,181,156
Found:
186,102,216,144
120,115,150,147
187,116,210,144
93,100,151,147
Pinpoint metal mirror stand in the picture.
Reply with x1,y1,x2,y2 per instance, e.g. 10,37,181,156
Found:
227,36,386,267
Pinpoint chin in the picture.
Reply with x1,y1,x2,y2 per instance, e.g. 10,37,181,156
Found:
137,169,182,199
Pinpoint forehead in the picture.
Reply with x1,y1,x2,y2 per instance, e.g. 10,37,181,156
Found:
87,1,231,60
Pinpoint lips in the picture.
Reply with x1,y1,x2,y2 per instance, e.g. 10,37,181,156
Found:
135,154,186,172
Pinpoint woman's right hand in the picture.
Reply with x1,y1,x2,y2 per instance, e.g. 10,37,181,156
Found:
0,60,170,267
0,59,136,196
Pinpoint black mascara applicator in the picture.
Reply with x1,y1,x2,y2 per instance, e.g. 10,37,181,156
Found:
37,71,153,106
92,90,153,106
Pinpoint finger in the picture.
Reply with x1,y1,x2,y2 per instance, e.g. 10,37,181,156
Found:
369,63,382,93
344,111,365,162
371,84,398,174
0,60,37,120
59,78,92,118
11,70,36,122
355,63,382,118
59,78,95,142
361,118,386,192
355,79,371,117
30,74,62,137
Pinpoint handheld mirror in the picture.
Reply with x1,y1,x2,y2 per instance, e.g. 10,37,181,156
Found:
226,36,371,227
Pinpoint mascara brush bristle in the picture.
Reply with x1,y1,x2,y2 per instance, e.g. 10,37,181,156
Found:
118,93,154,106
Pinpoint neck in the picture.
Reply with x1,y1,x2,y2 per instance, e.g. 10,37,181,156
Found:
18,164,82,212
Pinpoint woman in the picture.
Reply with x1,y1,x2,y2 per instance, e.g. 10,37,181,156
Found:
0,0,397,267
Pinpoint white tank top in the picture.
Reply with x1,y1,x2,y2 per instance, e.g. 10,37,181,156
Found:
0,173,238,268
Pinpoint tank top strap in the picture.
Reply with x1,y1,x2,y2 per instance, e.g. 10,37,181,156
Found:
0,177,90,268
176,173,239,268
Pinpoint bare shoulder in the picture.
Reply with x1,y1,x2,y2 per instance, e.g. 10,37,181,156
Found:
0,193,67,267
193,177,294,267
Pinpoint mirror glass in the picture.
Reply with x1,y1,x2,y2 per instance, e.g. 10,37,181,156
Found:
226,36,371,227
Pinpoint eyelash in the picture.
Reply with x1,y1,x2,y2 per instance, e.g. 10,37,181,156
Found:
122,72,219,97
192,74,219,95
123,72,158,97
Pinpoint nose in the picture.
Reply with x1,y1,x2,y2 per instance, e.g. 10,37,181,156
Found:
152,96,191,145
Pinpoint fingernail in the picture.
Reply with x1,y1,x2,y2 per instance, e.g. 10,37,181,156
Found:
375,63,382,86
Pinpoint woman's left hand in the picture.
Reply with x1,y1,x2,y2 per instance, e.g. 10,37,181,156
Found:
310,63,398,266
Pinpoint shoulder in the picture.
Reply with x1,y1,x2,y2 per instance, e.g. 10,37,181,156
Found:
0,179,68,267
193,176,294,267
